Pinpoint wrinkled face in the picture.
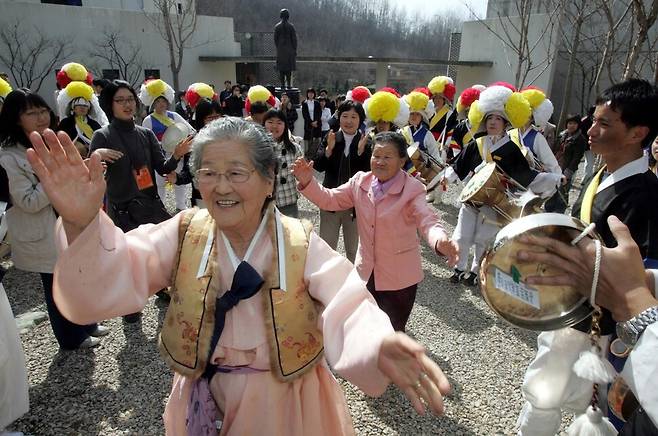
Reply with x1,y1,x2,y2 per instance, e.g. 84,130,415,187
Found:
409,112,422,127
370,142,405,182
588,103,647,158
485,114,505,136
112,88,136,121
339,108,360,135
153,97,169,114
73,105,89,117
264,116,286,140
19,104,51,136
566,121,579,134
197,141,273,235
376,120,391,132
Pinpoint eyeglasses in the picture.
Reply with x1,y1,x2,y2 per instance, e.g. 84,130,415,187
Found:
113,97,136,105
195,168,255,184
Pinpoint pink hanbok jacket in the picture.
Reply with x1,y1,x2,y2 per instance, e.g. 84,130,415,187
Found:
300,170,448,291
52,211,394,436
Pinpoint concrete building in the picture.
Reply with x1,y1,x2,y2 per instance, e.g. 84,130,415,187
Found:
0,0,240,108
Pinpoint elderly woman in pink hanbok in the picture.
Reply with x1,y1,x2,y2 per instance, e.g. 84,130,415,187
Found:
26,117,450,436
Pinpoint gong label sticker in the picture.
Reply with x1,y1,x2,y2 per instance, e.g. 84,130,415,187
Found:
494,268,540,309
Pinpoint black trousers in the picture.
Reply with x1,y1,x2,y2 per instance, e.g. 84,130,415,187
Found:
366,274,418,332
41,272,96,349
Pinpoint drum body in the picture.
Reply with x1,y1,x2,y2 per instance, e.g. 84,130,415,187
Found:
479,213,597,331
407,144,444,191
161,122,191,153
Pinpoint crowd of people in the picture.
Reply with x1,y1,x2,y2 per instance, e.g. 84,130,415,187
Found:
0,59,657,436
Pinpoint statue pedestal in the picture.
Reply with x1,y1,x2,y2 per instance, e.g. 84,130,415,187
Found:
274,86,300,106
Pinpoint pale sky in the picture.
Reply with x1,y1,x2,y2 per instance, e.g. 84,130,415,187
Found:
392,0,488,21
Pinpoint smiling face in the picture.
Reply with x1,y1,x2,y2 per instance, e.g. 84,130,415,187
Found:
587,103,648,159
112,88,136,121
264,116,286,141
152,96,169,114
370,142,405,182
19,104,51,136
197,140,274,238
339,108,360,135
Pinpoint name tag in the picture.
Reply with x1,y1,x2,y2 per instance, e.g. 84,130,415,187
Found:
134,166,154,190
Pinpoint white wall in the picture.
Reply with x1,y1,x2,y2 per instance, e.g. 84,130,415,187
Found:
456,14,559,97
0,0,240,108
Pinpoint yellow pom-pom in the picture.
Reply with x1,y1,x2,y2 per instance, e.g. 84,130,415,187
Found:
247,85,271,103
0,77,12,98
428,76,452,96
366,91,400,122
468,100,484,130
505,92,532,128
65,81,94,102
520,88,546,109
195,83,215,99
146,79,167,98
404,91,430,113
456,99,466,115
63,63,88,81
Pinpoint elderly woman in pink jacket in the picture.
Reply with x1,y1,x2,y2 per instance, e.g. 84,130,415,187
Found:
292,131,458,331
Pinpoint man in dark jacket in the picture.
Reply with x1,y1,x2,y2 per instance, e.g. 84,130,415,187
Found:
544,113,587,212
274,8,297,89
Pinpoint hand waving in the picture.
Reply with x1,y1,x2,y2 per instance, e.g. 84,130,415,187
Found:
291,157,315,189
436,237,459,267
357,133,369,156
26,130,106,235
378,332,451,416
325,131,336,157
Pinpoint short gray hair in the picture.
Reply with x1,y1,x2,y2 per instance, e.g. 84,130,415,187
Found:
189,116,277,182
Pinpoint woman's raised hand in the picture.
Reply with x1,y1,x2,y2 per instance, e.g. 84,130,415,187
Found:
26,129,106,233
378,332,451,416
325,131,336,157
291,157,314,189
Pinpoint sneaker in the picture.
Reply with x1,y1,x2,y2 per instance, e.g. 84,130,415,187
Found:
461,272,478,287
78,336,101,349
156,289,171,303
90,325,110,337
449,269,464,283
123,312,142,323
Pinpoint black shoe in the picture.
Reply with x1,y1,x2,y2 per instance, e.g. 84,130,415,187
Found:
449,269,464,283
123,312,142,323
461,272,477,287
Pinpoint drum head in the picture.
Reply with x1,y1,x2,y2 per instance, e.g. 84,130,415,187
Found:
458,162,498,203
479,213,595,331
161,123,190,153
406,143,420,160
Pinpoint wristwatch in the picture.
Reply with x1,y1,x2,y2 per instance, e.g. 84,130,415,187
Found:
616,305,658,347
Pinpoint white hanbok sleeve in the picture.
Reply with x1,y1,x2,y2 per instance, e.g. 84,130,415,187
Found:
621,322,658,428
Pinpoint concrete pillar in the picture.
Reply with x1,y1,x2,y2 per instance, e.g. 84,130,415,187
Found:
376,62,388,90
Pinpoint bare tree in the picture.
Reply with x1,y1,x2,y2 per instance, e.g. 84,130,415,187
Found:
88,30,147,88
592,0,632,91
146,0,198,91
464,0,564,89
623,0,658,79
0,23,71,92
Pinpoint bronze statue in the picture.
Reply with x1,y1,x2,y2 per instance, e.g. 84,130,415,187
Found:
274,8,297,89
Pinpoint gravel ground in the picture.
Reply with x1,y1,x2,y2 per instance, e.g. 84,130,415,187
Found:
5,175,585,436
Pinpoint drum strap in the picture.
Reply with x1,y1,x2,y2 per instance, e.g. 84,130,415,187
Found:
401,126,413,145
508,128,531,156
476,137,493,163
429,105,449,131
579,166,607,223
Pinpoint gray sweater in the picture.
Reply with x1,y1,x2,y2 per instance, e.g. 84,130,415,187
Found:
90,118,179,205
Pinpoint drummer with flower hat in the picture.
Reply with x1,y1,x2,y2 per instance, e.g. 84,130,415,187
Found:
140,79,195,213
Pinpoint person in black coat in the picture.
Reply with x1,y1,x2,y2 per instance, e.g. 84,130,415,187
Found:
311,100,371,262
302,88,322,159
273,8,297,89
224,85,244,117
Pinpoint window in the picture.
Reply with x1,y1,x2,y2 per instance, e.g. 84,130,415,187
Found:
144,69,161,80
102,69,120,80
177,2,182,14
41,0,83,5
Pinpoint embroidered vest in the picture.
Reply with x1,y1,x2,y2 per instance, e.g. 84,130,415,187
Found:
158,207,324,381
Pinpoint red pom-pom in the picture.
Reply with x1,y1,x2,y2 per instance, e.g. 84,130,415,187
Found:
85,72,94,86
351,86,371,104
56,70,71,89
521,85,543,92
245,98,252,115
443,83,456,101
185,89,201,109
459,87,481,108
489,81,517,92
412,87,432,98
378,87,400,98
267,95,276,108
